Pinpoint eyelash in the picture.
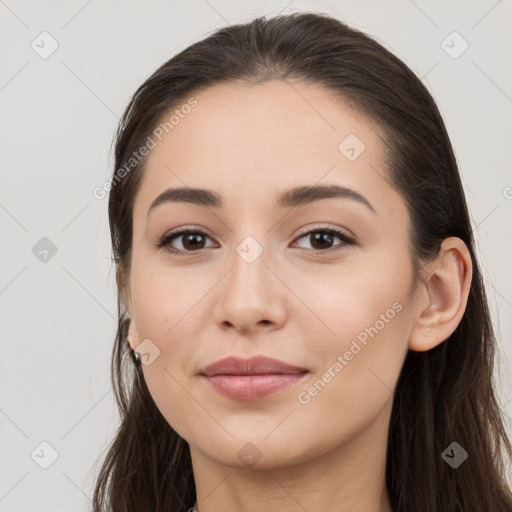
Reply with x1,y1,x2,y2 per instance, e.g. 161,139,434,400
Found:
154,225,356,256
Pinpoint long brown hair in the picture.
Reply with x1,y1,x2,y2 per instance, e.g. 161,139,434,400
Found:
92,12,512,511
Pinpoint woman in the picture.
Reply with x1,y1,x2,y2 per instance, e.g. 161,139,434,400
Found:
92,12,512,512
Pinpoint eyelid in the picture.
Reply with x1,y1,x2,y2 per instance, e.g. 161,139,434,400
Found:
159,224,215,240
294,223,355,240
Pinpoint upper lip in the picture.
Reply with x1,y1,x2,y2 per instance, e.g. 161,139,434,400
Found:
200,356,308,376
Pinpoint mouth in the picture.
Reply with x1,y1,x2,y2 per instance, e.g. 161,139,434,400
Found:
199,355,309,400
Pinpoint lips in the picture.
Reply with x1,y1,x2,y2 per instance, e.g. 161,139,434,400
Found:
200,355,309,400
200,355,308,376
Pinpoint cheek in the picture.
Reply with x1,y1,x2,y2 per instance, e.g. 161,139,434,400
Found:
130,281,201,371
291,256,411,421
129,259,214,438
296,253,411,354
291,308,409,455
129,253,207,340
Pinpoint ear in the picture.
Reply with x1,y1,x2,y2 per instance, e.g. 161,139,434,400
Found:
116,267,130,312
116,267,141,350
126,318,142,351
409,237,473,352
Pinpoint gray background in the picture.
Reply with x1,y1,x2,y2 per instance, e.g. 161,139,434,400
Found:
1,0,511,510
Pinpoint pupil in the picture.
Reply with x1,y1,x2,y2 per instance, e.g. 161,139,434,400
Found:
312,232,332,249
184,233,204,250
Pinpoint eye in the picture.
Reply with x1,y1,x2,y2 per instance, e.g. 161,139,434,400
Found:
292,227,355,253
155,227,217,255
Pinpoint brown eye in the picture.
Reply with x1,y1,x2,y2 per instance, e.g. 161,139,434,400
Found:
180,232,207,250
156,229,216,255
309,231,335,250
293,228,355,253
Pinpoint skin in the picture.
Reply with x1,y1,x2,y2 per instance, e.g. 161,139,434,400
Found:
121,79,472,512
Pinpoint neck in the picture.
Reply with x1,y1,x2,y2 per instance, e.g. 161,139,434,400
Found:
190,399,393,512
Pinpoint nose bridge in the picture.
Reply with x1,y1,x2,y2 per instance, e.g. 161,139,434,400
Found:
212,225,288,330
223,210,273,277
229,232,271,292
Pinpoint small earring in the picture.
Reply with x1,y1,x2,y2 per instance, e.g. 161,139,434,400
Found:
126,335,140,362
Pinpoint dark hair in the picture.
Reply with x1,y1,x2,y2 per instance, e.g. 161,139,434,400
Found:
92,12,512,512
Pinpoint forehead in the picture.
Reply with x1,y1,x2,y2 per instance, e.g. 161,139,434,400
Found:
133,79,398,218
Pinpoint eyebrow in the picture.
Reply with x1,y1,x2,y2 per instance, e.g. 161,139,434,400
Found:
148,184,376,215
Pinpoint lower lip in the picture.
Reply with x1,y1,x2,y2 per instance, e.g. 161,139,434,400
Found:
203,373,308,400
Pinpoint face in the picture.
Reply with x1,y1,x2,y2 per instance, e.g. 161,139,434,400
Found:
124,79,417,469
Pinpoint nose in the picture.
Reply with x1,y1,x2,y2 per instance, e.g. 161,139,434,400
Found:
212,237,288,335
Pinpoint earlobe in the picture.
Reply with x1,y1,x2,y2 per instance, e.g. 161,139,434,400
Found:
127,317,141,351
409,237,473,352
